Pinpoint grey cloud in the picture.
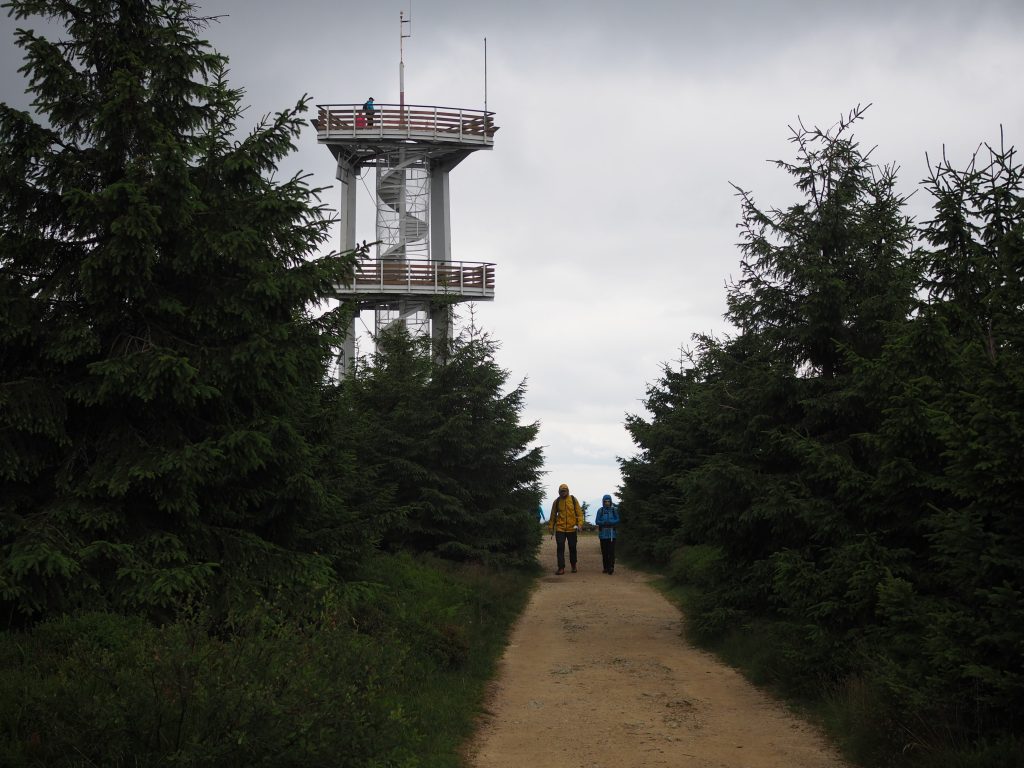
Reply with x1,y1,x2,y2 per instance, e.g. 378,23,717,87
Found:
4,0,1024,496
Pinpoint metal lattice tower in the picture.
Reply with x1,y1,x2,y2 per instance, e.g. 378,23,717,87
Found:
313,103,497,376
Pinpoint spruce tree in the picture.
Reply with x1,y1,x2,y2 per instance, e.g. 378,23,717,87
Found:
623,108,920,661
722,107,918,617
864,137,1024,738
332,322,543,564
426,326,543,563
728,106,918,376
333,326,438,550
0,0,355,620
620,111,1023,756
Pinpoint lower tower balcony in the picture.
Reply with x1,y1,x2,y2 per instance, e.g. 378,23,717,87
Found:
334,259,496,303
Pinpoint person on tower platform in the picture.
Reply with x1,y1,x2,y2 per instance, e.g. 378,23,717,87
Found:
362,97,375,128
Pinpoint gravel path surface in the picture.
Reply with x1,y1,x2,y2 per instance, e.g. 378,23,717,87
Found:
466,534,849,768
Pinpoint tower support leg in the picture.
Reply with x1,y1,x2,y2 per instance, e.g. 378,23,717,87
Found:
336,158,359,380
431,302,453,365
338,309,357,379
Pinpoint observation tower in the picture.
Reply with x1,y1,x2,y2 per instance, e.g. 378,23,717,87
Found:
313,95,497,375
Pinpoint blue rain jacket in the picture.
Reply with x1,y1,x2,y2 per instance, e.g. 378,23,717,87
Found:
595,494,620,540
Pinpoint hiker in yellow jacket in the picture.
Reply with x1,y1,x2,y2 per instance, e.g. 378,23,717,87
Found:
549,482,584,575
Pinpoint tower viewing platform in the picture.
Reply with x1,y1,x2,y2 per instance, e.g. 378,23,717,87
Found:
314,103,496,147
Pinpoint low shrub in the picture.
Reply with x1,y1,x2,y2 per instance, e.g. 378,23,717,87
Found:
667,544,726,587
0,551,537,768
0,609,417,768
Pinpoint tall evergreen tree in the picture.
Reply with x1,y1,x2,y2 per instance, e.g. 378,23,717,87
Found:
426,325,544,563
860,137,1024,738
623,107,920,663
621,111,1024,758
720,107,918,626
0,0,355,621
331,323,543,565
728,106,918,378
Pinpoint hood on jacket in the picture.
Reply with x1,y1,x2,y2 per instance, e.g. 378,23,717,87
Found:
558,483,569,492
602,494,613,506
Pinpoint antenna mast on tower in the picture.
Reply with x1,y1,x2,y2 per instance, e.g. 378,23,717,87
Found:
400,4,412,119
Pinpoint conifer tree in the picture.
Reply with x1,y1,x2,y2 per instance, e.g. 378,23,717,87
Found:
862,137,1024,736
0,0,355,620
332,322,543,564
620,349,712,564
720,107,918,611
331,326,438,549
621,111,1024,756
426,325,543,563
728,106,918,376
624,108,920,652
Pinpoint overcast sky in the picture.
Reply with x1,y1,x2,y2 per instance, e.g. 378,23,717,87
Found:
3,1,1023,513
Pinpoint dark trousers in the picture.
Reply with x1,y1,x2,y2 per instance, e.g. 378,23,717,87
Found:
555,531,577,569
600,538,616,572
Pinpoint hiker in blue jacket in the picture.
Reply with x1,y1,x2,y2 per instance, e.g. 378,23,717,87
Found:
595,494,620,574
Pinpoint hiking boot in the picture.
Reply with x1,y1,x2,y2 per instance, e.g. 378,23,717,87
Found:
571,565,577,573
555,567,565,575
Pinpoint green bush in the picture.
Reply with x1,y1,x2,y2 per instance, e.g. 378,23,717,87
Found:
347,553,537,767
0,551,537,768
668,544,726,587
0,609,417,768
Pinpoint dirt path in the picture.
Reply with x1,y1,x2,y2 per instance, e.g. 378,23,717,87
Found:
467,534,849,768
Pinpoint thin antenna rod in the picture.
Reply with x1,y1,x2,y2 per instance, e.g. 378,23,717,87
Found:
400,5,412,120
484,37,488,113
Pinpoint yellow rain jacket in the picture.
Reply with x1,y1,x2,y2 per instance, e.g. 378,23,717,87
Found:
549,491,584,534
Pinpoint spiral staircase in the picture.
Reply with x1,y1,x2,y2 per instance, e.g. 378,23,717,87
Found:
377,158,429,261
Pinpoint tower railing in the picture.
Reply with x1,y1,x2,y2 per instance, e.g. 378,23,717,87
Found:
335,259,496,299
314,103,497,146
